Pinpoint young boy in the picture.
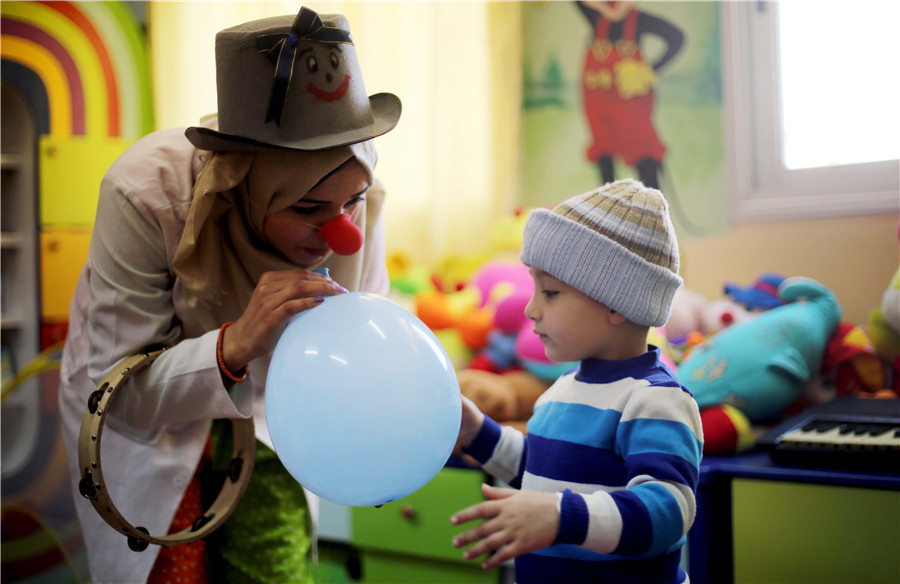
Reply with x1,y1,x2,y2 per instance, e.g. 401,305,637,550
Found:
451,179,703,583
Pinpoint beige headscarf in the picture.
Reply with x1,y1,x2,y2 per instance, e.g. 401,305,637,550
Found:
172,140,380,331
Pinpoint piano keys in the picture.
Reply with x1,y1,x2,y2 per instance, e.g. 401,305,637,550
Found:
757,397,900,474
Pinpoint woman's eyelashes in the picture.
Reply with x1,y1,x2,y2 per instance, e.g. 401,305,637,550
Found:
288,204,319,216
289,195,365,216
344,194,366,211
541,288,559,299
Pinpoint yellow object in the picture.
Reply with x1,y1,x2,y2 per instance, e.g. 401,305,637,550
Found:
1,342,63,401
39,135,134,228
869,307,900,362
40,229,90,321
432,253,490,294
414,288,481,331
1,37,71,135
386,250,414,281
431,329,473,372
720,404,756,453
733,479,900,583
614,59,657,99
869,265,900,362
489,210,529,255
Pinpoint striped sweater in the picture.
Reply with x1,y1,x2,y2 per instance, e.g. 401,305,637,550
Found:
465,347,703,583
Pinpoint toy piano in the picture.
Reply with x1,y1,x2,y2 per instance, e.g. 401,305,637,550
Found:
757,397,900,474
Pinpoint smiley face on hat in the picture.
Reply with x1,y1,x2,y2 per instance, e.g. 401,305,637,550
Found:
301,43,351,102
186,6,401,152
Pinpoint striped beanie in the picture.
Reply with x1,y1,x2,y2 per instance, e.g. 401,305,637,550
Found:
520,178,683,327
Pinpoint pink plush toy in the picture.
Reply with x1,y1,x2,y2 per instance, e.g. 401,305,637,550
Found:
667,288,708,340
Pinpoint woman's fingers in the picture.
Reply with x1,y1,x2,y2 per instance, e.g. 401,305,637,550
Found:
224,270,348,367
256,270,344,304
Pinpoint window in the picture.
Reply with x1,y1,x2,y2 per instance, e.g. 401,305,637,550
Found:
722,1,899,222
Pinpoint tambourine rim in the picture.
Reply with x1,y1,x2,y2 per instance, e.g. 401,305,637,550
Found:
77,348,255,550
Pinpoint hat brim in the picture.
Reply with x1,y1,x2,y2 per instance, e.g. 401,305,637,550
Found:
185,93,401,152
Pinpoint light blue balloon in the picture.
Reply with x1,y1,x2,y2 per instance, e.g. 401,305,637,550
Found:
266,292,462,506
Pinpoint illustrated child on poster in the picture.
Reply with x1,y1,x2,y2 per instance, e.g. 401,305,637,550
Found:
577,1,684,189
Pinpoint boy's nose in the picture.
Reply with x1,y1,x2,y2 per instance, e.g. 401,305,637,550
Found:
524,297,539,321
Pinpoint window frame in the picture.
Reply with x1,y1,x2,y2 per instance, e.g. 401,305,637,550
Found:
721,2,899,223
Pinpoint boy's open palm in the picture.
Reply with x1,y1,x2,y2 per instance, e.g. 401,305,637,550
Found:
451,484,559,570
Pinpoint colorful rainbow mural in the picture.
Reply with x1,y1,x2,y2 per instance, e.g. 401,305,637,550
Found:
2,3,152,581
1,0,153,138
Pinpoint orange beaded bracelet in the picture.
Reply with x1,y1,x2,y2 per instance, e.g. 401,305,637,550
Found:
217,322,248,384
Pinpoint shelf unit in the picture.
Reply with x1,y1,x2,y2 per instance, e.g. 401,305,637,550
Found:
1,80,42,479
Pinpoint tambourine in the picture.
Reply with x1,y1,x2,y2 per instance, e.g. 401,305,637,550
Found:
77,347,255,552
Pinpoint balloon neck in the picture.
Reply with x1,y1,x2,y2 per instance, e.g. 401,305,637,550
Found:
319,214,364,256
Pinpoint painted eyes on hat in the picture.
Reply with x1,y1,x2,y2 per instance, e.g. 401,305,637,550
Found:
305,50,341,75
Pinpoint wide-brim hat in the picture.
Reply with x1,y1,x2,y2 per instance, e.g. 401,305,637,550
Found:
186,6,401,152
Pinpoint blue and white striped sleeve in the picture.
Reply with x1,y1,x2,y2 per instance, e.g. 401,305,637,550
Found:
463,416,528,488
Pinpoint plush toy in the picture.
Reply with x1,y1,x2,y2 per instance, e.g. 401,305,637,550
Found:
415,287,480,332
699,299,754,337
678,277,841,422
468,329,520,373
430,253,491,294
386,250,433,296
782,322,886,418
666,287,754,342
469,259,533,309
667,287,708,340
698,404,756,455
867,223,900,393
514,318,577,381
821,322,885,396
723,272,787,311
457,368,551,437
869,267,900,359
647,326,678,372
489,208,529,256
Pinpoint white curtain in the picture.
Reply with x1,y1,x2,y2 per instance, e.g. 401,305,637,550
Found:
149,1,522,269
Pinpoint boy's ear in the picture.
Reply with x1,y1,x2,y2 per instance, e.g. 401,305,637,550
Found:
608,308,629,325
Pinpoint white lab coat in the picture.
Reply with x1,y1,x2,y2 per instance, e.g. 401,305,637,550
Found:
58,125,389,583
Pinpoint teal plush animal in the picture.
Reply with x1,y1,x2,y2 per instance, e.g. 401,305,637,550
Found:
677,277,841,422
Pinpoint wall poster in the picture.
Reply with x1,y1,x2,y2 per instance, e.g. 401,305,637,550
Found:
522,1,727,237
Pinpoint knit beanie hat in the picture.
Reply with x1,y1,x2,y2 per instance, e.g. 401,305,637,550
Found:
520,178,683,327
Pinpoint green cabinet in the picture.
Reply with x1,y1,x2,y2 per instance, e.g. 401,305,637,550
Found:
732,478,900,583
348,466,500,583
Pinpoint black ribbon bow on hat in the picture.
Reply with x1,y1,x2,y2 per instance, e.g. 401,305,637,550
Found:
256,6,354,125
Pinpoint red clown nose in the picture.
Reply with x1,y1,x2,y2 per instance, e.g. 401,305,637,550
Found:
318,214,363,255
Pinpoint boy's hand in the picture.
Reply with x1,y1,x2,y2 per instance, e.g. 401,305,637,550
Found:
455,395,485,452
451,484,559,570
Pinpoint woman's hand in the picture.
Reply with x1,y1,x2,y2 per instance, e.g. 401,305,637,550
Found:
451,484,559,570
220,269,346,372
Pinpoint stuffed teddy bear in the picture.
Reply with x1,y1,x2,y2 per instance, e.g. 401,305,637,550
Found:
456,368,551,436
